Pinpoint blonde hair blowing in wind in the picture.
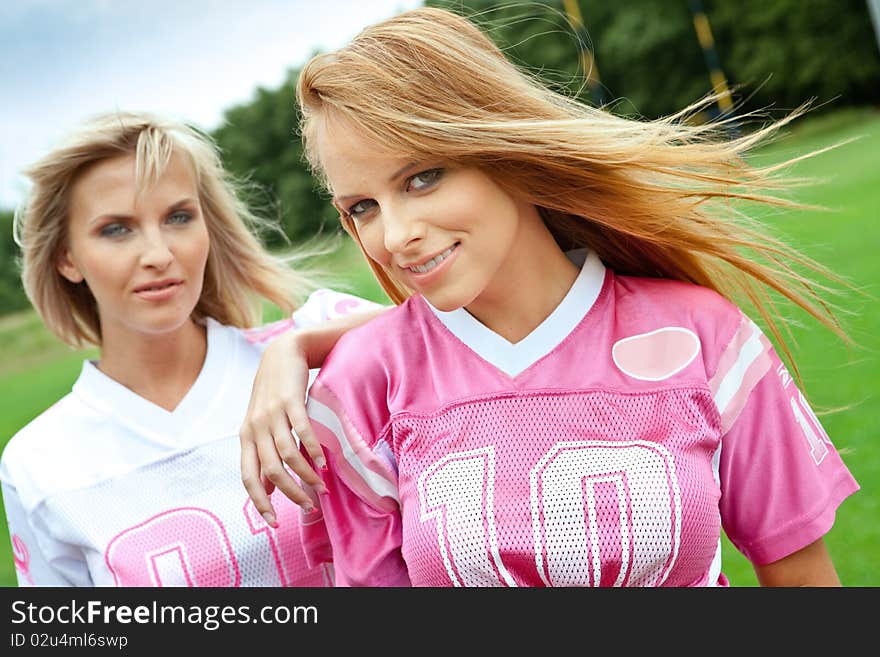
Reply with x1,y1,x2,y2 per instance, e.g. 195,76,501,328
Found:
16,111,314,348
298,6,850,381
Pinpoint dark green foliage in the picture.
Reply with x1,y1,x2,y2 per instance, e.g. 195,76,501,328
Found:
211,69,340,248
429,0,880,118
588,0,709,117
708,0,880,112
0,211,29,314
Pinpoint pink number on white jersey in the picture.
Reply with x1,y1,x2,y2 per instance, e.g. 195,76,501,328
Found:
105,508,240,587
243,490,329,586
12,535,35,585
419,442,682,587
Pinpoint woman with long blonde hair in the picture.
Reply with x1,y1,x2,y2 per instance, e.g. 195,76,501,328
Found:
242,7,858,586
0,111,382,586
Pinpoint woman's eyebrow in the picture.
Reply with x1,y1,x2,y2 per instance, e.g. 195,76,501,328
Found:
334,161,419,204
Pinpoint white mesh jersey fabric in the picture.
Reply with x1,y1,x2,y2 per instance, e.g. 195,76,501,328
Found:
0,288,378,586
306,254,859,586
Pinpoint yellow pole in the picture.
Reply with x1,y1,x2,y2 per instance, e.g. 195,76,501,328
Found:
690,2,734,114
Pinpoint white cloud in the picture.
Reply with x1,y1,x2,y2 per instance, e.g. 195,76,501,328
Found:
0,0,422,209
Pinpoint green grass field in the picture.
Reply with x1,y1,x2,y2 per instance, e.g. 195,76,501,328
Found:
0,107,876,587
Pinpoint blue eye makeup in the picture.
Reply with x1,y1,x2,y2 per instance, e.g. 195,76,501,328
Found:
99,223,130,238
167,210,193,225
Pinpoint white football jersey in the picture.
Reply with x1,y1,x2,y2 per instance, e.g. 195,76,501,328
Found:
0,289,382,586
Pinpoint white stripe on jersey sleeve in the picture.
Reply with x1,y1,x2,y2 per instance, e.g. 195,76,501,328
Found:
711,320,765,414
308,398,400,505
709,318,774,435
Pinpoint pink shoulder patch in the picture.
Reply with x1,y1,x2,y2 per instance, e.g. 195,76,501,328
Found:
612,327,700,381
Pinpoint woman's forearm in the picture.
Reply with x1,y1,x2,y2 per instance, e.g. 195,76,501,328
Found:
300,306,388,368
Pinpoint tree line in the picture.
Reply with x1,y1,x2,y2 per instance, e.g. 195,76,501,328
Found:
2,0,878,315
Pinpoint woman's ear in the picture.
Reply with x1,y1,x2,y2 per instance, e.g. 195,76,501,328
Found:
57,248,84,284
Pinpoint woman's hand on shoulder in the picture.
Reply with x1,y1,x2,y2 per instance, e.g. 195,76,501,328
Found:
239,330,327,527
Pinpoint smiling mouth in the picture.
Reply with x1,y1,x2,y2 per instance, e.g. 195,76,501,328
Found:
407,244,458,274
135,281,181,293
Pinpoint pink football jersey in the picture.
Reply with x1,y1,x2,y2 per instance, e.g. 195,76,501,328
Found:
305,251,858,586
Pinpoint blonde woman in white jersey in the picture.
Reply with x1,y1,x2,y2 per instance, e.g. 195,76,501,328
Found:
0,111,381,586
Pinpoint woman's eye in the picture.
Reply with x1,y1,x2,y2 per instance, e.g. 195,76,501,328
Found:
99,223,130,238
346,199,378,221
408,168,443,191
167,210,193,225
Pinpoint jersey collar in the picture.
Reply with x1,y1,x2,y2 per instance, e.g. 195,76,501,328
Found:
72,318,236,445
424,249,606,378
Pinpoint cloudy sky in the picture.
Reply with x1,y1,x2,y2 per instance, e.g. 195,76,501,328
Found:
0,0,422,209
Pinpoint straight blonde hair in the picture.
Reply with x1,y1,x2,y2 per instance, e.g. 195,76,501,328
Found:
297,7,850,382
15,111,315,347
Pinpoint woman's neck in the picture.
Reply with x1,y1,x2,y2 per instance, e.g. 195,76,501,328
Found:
466,210,580,344
96,319,208,412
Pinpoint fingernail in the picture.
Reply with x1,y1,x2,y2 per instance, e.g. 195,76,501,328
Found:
315,483,329,496
316,457,328,471
301,503,315,515
261,512,278,528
